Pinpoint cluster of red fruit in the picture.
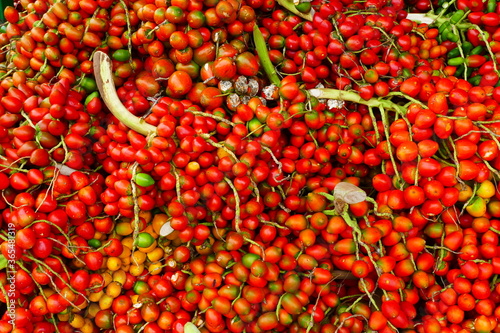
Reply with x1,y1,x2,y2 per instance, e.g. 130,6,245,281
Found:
3,0,500,332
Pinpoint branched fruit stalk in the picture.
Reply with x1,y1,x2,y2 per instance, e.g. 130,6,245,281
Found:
93,51,157,136
309,88,408,115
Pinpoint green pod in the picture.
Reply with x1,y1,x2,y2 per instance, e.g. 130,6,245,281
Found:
454,64,465,77
448,57,465,66
469,75,482,86
438,21,451,34
450,10,465,24
470,46,485,55
462,41,473,55
435,7,446,15
447,47,461,59
487,0,496,13
446,31,459,43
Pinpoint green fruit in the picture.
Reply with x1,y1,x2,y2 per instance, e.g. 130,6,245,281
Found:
88,239,102,248
80,77,97,93
136,232,155,248
133,280,150,295
112,49,131,62
134,173,155,187
295,1,311,13
241,253,260,269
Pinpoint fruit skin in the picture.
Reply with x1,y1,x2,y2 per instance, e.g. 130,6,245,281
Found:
235,51,260,76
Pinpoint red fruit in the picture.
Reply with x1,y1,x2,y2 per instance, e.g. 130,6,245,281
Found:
379,273,404,291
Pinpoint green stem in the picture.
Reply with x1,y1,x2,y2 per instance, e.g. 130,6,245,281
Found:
253,25,281,87
309,88,406,115
225,177,241,233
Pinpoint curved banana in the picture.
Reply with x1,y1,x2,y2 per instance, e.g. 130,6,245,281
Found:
93,51,157,136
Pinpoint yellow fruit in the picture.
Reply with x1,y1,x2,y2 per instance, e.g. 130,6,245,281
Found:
138,240,157,253
80,319,95,333
57,312,70,322
89,290,104,303
147,247,164,262
131,250,147,265
122,236,134,249
167,230,180,241
477,180,496,199
107,257,122,271
113,270,127,284
456,184,473,202
73,258,86,268
466,196,487,217
73,297,89,312
102,271,113,287
139,210,153,224
148,261,164,275
106,281,122,297
99,294,114,310
131,294,140,305
42,288,55,298
59,286,76,303
152,213,169,234
119,246,131,259
142,225,158,239
116,222,134,236
93,231,105,240
87,303,100,318
69,314,85,329
488,199,500,217
129,263,145,276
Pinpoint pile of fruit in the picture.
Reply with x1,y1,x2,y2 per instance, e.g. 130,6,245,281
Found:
4,0,500,331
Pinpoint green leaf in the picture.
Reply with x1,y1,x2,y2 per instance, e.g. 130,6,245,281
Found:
0,254,7,270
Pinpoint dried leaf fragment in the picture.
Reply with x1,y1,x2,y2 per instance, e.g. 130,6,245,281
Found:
334,182,367,205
